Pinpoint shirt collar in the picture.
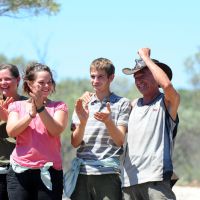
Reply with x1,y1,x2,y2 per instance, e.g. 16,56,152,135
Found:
90,92,120,104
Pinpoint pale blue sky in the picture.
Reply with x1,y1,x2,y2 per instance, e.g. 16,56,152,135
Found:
0,0,200,89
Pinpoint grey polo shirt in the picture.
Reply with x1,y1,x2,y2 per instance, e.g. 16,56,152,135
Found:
72,92,131,175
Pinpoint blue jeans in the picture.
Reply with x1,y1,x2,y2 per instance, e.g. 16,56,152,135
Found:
7,167,63,200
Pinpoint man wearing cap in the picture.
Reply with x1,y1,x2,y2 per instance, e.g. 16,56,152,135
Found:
121,48,180,200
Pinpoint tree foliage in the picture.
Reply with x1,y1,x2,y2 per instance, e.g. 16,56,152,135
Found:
173,89,200,185
0,53,37,76
1,53,200,185
53,78,200,184
184,48,200,89
0,0,60,17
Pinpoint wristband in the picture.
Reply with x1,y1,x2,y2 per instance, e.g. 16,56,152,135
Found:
36,105,45,113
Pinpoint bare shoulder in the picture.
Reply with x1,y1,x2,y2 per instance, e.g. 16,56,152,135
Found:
164,90,180,120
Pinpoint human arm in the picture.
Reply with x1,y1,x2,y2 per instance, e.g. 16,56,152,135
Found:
138,48,180,120
6,99,37,137
37,106,68,137
71,98,89,148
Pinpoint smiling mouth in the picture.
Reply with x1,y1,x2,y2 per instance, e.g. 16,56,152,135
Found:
1,88,9,92
93,84,100,87
137,83,147,90
1,86,8,89
42,91,49,94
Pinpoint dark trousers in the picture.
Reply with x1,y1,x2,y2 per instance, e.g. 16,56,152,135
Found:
0,174,9,200
7,167,63,200
122,181,176,200
71,174,122,200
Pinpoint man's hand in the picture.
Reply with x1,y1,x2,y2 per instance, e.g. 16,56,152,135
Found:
94,102,111,123
138,48,151,59
75,99,89,125
80,91,93,107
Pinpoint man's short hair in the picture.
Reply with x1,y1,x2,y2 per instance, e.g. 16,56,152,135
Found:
90,58,115,77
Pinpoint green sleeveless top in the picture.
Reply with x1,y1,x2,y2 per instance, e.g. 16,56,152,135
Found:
0,96,27,166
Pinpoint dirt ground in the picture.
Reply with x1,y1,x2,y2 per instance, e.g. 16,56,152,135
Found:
173,186,200,200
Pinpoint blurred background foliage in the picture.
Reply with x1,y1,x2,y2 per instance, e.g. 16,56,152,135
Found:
1,44,200,187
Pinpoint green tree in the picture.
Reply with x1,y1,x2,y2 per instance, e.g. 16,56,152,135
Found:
0,54,37,76
173,89,200,185
184,48,200,89
0,0,60,17
0,54,27,71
